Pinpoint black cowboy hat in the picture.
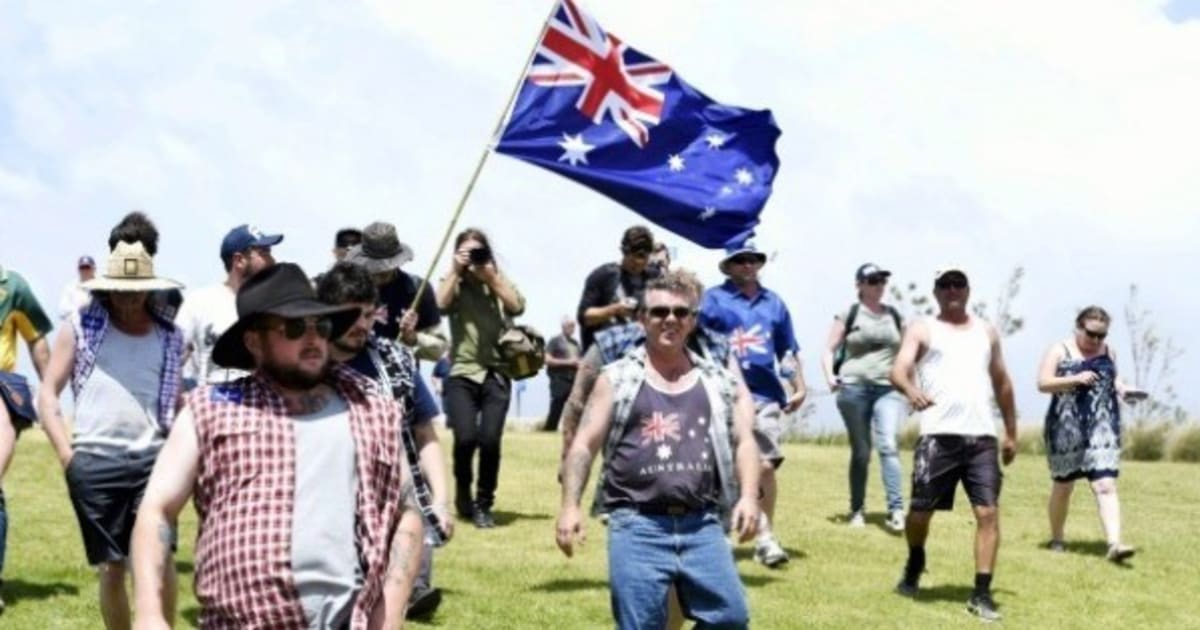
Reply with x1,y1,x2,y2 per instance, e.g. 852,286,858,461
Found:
212,262,360,370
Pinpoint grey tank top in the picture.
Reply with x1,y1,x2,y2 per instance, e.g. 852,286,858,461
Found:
603,377,717,509
73,326,166,454
291,394,361,629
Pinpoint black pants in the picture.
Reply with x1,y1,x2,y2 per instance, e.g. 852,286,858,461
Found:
543,379,573,432
444,372,511,510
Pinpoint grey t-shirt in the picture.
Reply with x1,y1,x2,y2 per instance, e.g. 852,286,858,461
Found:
291,394,360,629
73,326,166,454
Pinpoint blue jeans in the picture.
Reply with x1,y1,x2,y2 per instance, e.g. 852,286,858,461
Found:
607,508,748,630
836,383,908,513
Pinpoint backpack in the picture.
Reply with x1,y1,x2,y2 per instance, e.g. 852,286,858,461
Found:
832,303,903,375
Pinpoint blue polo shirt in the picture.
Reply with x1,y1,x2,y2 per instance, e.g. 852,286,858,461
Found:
699,281,799,405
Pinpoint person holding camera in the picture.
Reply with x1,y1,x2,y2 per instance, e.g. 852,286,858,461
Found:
436,228,525,529
576,225,661,351
1038,305,1135,562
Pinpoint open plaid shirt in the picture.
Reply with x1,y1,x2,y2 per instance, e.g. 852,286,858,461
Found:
70,299,184,432
189,364,405,629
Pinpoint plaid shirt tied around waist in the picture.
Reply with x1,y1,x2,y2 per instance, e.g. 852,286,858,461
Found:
591,346,741,519
189,364,405,629
70,299,184,433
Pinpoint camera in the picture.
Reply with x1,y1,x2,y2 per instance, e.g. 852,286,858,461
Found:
469,246,492,265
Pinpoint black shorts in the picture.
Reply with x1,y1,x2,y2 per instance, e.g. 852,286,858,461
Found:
65,450,159,565
910,434,1001,512
0,371,37,433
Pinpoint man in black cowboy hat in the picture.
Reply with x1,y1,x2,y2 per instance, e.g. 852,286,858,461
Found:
345,221,445,361
131,263,424,629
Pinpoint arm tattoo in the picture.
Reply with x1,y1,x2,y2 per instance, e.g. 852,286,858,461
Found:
386,529,419,583
563,450,592,505
400,475,418,511
157,519,176,561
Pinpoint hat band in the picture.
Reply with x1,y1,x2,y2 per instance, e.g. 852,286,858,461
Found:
362,242,402,259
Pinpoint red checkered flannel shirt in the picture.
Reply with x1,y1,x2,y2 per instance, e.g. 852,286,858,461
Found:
188,364,406,629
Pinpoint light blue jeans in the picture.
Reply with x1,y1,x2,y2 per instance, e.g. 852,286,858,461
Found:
607,508,748,630
835,383,908,513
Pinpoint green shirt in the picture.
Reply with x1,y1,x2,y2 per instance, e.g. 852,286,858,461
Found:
838,305,902,386
0,267,53,372
445,277,525,383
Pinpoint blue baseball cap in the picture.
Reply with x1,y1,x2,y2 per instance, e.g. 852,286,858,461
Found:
77,255,96,269
220,224,284,264
718,242,767,273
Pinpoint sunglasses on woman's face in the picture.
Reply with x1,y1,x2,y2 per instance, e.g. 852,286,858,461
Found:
1080,328,1108,341
864,276,888,286
646,306,696,321
262,316,334,340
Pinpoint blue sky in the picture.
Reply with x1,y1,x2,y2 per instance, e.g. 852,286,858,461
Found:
2,0,1197,428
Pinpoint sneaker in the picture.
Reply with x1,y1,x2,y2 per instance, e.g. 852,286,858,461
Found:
886,511,906,532
1046,539,1066,553
472,507,496,529
406,586,443,620
966,592,1002,622
753,536,789,568
895,558,923,598
848,510,866,528
1106,543,1135,563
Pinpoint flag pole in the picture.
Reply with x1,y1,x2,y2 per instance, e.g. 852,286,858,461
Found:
406,0,559,326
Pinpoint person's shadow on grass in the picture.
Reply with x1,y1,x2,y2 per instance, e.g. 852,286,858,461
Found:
908,584,1014,604
491,510,552,527
1058,540,1135,568
1,579,78,607
529,577,609,593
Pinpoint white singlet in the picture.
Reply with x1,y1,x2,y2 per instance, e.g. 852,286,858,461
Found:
915,317,998,437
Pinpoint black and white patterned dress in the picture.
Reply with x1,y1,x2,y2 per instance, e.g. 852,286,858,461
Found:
1044,346,1121,481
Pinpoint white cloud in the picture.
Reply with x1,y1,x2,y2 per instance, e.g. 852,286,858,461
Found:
1,0,1196,421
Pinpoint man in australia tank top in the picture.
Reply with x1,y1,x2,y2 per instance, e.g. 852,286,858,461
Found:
888,266,1018,623
556,270,762,630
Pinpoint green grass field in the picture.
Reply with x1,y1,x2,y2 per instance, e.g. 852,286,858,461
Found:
2,430,1196,628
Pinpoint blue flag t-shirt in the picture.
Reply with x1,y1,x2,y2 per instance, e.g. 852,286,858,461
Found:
698,281,799,406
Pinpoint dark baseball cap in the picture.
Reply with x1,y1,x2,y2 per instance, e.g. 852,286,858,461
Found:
855,263,891,283
334,227,363,249
220,224,284,264
77,255,96,269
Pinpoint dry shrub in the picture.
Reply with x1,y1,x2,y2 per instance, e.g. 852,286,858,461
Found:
1016,428,1045,456
1167,423,1200,463
1123,421,1170,462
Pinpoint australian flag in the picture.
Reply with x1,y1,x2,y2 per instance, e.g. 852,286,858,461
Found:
495,0,781,250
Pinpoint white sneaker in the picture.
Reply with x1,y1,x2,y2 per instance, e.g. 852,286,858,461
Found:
754,536,789,568
848,510,866,528
886,510,906,532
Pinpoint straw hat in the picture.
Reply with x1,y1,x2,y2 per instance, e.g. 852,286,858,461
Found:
80,241,184,292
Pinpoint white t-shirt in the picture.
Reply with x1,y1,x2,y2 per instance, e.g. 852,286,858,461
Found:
58,281,91,320
176,283,245,384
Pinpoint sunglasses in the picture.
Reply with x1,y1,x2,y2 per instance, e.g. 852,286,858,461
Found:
728,255,762,266
935,278,968,290
1080,328,1108,341
261,316,334,340
864,276,888,286
646,306,696,321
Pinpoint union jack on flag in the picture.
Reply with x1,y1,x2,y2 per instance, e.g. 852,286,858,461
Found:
639,411,682,445
496,0,782,249
729,324,769,358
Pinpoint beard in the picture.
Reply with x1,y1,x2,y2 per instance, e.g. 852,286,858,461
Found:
333,330,369,355
261,355,330,390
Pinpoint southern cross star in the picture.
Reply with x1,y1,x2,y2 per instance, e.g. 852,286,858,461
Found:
735,168,754,186
667,154,686,172
698,207,717,221
705,132,727,149
557,133,594,166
